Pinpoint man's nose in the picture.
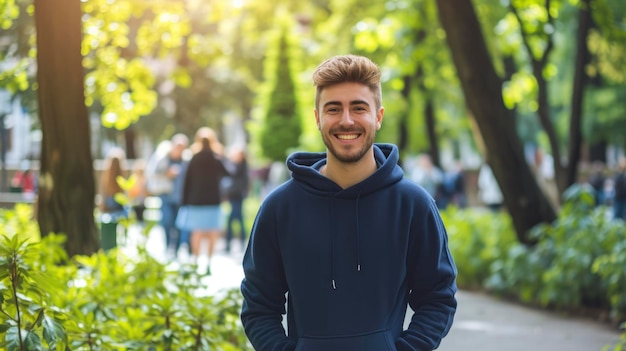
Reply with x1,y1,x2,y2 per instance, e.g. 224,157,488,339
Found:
339,109,354,126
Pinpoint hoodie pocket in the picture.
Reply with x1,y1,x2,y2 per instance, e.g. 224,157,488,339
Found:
294,329,397,351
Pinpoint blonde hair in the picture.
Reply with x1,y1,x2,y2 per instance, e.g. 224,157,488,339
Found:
191,127,224,155
312,54,382,111
100,148,126,210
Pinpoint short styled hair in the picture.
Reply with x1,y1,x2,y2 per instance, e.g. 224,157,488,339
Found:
312,54,382,111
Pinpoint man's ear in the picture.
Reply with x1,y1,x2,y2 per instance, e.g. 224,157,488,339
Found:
314,109,321,130
376,107,384,130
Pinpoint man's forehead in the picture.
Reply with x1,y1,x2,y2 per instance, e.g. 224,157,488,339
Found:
320,84,373,102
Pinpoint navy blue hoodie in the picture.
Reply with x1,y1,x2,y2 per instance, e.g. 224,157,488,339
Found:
241,144,457,351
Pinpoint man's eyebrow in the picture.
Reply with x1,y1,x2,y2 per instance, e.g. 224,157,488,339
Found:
350,100,370,106
322,101,341,108
322,100,370,108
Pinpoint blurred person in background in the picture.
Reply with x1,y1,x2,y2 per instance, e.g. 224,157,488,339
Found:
587,161,607,207
128,159,148,224
223,145,250,253
408,153,444,206
146,134,189,259
612,157,626,221
99,148,127,215
478,162,503,212
11,160,37,197
176,127,230,272
442,160,467,209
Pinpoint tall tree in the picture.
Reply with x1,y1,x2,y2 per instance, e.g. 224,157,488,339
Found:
566,0,592,186
34,0,99,256
436,0,556,244
258,25,302,162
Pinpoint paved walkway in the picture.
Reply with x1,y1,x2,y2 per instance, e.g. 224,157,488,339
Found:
121,224,622,351
438,290,620,351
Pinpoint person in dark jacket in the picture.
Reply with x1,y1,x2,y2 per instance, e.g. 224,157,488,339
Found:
176,127,229,268
613,157,626,221
224,146,250,253
240,55,457,351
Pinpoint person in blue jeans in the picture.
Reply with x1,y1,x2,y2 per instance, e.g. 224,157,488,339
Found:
224,146,250,253
149,133,189,258
613,158,626,221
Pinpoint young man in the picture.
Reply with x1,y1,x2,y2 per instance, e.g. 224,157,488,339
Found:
241,55,457,351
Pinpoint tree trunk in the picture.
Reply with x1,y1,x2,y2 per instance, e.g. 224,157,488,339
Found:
566,0,592,186
397,75,411,156
510,2,567,198
0,114,7,192
414,59,441,168
124,127,137,160
424,99,440,168
534,65,566,194
436,0,557,244
34,0,99,256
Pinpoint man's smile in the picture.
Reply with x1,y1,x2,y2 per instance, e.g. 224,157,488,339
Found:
336,133,360,140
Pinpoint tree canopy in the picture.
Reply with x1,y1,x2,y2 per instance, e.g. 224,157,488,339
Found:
0,0,624,250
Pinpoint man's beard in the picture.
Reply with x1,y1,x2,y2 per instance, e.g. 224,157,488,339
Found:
322,129,376,163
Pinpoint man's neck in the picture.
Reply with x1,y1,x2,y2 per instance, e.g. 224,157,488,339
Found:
321,149,377,189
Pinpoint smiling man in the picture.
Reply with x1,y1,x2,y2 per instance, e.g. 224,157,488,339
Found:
241,54,457,351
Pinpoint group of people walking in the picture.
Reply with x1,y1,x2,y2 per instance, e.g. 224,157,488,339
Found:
148,127,250,269
99,126,250,271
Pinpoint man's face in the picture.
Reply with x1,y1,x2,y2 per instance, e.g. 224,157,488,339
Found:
171,143,186,159
315,82,384,164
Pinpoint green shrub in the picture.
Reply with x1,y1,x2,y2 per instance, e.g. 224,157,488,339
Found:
486,184,626,321
441,206,517,289
0,205,251,351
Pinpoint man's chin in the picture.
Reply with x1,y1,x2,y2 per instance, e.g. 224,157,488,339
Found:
330,148,368,164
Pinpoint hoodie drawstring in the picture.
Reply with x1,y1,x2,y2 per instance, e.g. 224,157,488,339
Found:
355,193,362,272
329,197,337,290
329,193,363,290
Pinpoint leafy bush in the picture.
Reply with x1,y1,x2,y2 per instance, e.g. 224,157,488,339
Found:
486,184,626,322
441,206,517,289
0,205,251,351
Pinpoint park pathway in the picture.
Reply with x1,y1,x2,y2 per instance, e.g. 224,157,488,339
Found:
122,224,622,351
437,290,620,351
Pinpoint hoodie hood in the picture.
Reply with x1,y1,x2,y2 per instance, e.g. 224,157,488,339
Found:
285,143,406,291
286,143,404,197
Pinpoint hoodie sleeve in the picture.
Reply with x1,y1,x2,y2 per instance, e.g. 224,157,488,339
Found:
396,200,458,351
241,199,296,351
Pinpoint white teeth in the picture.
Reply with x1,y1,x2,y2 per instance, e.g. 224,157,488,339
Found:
337,134,358,140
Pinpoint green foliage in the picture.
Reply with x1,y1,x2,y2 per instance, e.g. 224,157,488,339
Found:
590,0,626,84
442,206,518,289
0,234,70,351
0,0,19,30
0,204,40,243
584,85,626,145
0,206,251,350
443,184,626,328
256,23,303,162
486,183,626,321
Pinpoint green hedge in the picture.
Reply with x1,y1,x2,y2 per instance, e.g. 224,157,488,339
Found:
0,205,250,351
442,184,626,350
